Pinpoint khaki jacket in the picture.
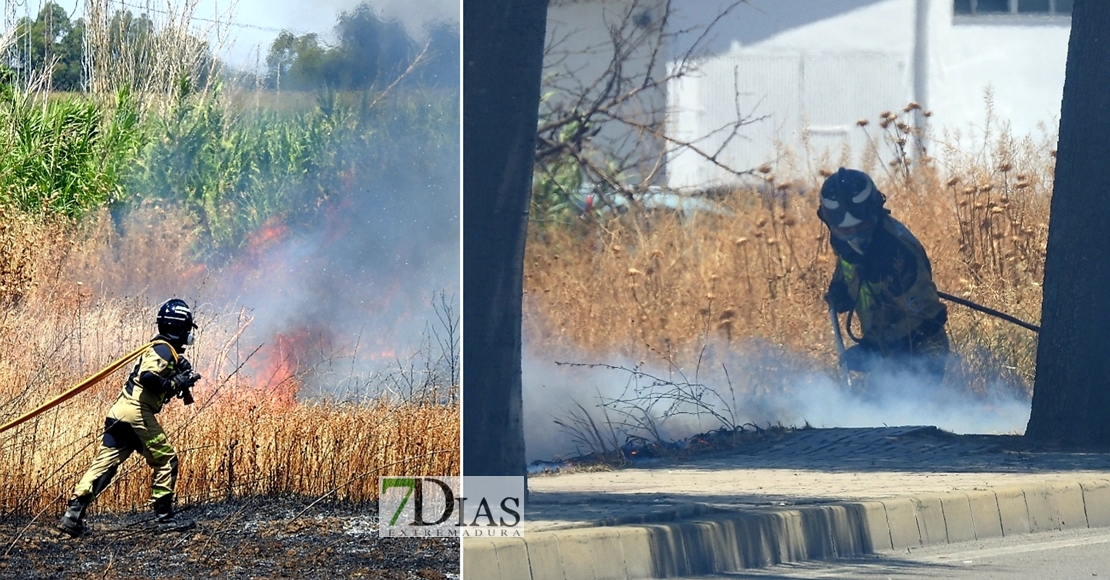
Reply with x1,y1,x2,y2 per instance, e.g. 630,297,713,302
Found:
828,216,947,349
109,340,182,416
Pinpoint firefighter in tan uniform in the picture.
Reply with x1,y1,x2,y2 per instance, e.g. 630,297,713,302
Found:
819,168,949,380
58,299,202,536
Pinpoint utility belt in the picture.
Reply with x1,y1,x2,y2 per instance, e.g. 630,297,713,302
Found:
861,307,948,355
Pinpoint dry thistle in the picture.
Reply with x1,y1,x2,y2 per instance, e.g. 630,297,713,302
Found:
627,268,643,276
998,162,1013,172
734,237,749,246
904,101,921,112
818,168,834,177
856,119,869,127
757,164,772,174
880,110,892,119
923,110,933,117
946,177,960,187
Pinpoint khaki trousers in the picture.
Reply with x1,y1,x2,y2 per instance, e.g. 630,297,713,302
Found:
74,399,178,502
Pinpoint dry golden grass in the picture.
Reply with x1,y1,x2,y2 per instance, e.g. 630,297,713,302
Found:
524,106,1051,398
0,207,459,518
0,207,55,305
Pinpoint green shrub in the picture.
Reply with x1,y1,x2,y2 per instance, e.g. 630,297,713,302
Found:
0,89,140,218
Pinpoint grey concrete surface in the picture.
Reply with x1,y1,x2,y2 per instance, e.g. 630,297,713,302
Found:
676,526,1110,578
463,426,1110,579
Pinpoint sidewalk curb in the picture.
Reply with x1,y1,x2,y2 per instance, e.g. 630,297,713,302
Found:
463,478,1110,579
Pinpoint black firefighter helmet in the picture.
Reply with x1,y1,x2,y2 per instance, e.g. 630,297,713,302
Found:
157,298,197,343
817,168,887,251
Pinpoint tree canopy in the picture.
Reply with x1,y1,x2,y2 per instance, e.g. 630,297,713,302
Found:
9,2,85,91
264,3,458,91
4,1,458,93
5,2,208,93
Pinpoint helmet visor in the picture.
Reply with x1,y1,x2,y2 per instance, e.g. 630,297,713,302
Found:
831,218,875,240
831,218,876,252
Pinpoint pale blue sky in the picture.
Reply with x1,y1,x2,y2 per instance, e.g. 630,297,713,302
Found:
6,0,459,69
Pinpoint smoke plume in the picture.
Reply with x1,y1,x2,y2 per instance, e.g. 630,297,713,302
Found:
524,339,1031,463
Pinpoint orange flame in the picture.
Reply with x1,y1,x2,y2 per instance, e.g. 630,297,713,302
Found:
243,326,332,408
233,216,292,274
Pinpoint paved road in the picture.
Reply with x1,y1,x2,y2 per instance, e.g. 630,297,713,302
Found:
528,426,1110,531
678,526,1110,578
469,426,1110,580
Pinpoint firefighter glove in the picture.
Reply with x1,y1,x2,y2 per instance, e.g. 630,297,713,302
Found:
824,280,853,313
170,370,201,394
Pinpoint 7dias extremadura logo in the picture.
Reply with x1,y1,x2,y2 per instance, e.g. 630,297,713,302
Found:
378,476,524,537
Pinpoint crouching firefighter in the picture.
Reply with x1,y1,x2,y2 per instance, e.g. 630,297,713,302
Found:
818,168,949,382
58,299,202,537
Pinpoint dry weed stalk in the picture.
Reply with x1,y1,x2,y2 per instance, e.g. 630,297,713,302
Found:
84,0,230,105
551,397,625,465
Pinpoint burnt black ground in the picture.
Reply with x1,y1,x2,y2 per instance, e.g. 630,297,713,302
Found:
0,497,458,579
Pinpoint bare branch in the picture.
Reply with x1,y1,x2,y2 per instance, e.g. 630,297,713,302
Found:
535,0,758,220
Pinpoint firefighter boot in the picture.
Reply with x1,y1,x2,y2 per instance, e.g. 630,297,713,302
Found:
58,495,91,537
152,495,195,532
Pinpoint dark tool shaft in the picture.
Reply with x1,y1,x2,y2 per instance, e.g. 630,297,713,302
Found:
937,290,1040,333
828,306,853,388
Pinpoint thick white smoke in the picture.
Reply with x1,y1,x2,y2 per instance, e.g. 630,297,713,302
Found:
523,340,1031,463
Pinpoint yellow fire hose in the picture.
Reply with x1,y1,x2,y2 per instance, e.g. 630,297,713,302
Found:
0,340,171,434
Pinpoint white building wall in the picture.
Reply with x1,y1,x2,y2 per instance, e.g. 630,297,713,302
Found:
663,0,1070,190
926,8,1068,144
